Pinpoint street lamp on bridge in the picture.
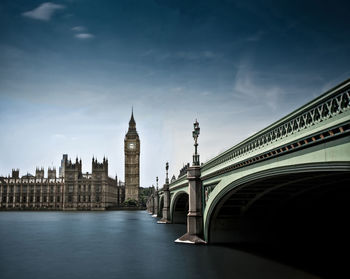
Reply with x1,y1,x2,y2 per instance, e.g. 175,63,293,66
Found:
165,162,169,184
175,118,205,243
192,119,200,166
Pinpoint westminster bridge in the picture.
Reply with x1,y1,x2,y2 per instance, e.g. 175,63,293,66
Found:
147,78,350,247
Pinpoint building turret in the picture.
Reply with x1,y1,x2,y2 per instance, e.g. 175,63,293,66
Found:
64,157,82,179
48,167,56,179
12,169,19,178
35,167,44,179
129,107,136,129
125,108,138,139
59,154,68,178
92,157,108,175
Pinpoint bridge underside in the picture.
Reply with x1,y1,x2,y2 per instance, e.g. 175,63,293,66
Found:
209,170,350,276
172,193,188,224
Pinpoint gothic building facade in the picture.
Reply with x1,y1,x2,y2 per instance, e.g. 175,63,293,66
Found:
0,111,140,210
0,156,125,210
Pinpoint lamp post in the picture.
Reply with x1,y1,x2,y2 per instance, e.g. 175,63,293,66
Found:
154,176,159,216
192,119,200,166
158,162,171,223
152,179,159,218
165,162,169,183
175,118,205,243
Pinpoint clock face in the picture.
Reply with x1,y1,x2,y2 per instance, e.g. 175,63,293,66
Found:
128,142,136,150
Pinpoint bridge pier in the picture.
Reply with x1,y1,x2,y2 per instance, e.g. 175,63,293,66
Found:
148,194,154,214
152,189,159,218
146,198,150,212
158,163,171,223
175,165,206,244
157,183,171,223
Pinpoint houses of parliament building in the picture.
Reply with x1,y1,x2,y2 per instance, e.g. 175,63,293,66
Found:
0,112,140,210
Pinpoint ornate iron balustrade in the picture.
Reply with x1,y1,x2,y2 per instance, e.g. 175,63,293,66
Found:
201,79,350,172
168,174,187,190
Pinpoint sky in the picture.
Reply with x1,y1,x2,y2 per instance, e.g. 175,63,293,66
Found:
0,0,349,187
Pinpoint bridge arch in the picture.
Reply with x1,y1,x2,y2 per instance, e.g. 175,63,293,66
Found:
205,162,350,243
170,190,189,224
203,162,350,275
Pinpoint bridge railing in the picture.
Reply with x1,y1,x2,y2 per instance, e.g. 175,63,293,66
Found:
158,174,187,193
201,78,350,174
168,174,187,190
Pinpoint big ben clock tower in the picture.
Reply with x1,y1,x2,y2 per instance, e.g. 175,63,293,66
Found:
124,109,140,201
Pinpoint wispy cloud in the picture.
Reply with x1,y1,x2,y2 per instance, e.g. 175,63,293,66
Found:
72,26,86,32
75,33,95,39
71,26,94,40
22,2,65,21
233,65,283,110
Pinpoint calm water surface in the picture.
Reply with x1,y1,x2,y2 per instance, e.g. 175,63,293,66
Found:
0,211,318,279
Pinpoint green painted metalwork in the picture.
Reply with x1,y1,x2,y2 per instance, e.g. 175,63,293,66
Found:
203,137,350,241
201,78,350,178
157,79,350,242
169,174,187,190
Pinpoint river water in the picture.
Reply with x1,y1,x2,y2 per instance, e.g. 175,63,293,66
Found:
0,211,318,279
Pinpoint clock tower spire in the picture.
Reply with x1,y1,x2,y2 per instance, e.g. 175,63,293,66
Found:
124,108,140,202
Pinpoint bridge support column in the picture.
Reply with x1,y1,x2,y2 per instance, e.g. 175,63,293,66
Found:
148,194,154,214
175,165,206,244
152,190,159,218
146,197,150,212
157,183,171,223
158,162,171,223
